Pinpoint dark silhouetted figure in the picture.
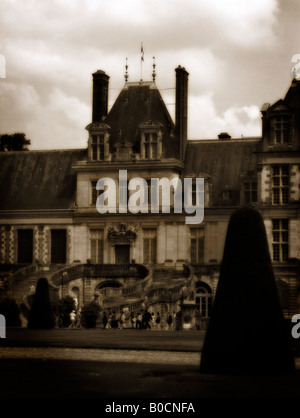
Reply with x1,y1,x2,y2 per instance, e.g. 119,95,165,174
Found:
28,278,55,329
200,207,294,375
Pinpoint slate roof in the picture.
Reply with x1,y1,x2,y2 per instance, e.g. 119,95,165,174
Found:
0,149,86,210
103,81,176,157
184,138,260,206
284,78,300,112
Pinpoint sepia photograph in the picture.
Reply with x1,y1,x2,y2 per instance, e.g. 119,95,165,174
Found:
0,0,299,412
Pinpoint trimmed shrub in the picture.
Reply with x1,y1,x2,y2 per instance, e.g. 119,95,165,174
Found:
55,296,76,328
81,301,101,329
0,297,21,327
28,278,56,329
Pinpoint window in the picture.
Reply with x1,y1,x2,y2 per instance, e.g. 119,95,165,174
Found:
143,228,157,264
144,133,157,159
196,285,213,317
190,228,204,264
51,229,67,264
91,134,105,161
272,165,289,204
17,229,33,263
90,229,104,263
272,219,289,262
244,182,257,204
119,179,129,204
91,181,100,205
274,115,291,144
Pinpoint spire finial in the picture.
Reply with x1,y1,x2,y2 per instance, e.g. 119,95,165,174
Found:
152,56,156,82
124,57,129,82
140,43,144,82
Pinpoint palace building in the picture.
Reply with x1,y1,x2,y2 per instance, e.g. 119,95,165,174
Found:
0,64,299,329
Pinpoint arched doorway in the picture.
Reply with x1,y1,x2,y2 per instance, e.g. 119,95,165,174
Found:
195,282,213,327
94,281,123,305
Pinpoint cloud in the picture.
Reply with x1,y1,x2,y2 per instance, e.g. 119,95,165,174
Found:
0,81,89,149
188,93,261,139
0,0,297,149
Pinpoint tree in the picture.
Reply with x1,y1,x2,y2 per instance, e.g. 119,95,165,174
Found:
0,297,21,327
81,301,101,329
0,132,31,151
200,207,295,375
55,296,76,328
28,278,55,329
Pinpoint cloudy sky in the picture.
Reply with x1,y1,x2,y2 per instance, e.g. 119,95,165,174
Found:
0,0,299,150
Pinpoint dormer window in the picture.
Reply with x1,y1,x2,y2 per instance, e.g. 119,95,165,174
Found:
274,115,291,144
140,121,162,160
91,134,105,160
144,132,157,159
86,122,110,161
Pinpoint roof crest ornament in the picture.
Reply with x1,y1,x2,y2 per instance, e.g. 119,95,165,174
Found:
152,56,156,82
124,57,129,83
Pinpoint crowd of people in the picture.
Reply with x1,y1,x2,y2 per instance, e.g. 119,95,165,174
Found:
100,309,177,330
68,303,178,330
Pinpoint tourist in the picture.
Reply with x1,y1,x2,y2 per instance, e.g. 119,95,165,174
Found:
69,310,76,328
136,312,142,329
155,312,161,329
131,311,136,329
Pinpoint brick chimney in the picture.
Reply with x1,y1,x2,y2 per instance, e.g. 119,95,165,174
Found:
175,66,189,160
92,70,109,122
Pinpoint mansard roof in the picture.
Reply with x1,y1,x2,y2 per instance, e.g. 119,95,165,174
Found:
103,81,176,157
284,78,300,112
0,149,86,211
184,138,260,206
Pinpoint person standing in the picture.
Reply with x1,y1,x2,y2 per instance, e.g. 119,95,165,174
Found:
136,312,142,329
102,312,108,329
120,311,126,329
69,310,76,328
167,314,173,330
131,311,136,329
155,312,161,330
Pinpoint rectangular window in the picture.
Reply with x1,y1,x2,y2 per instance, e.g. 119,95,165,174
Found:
51,229,67,264
190,228,204,264
91,134,105,161
90,229,104,263
274,115,291,144
272,219,288,262
119,180,129,204
91,181,99,205
272,165,289,204
17,229,33,264
244,182,257,204
143,228,157,264
144,133,157,159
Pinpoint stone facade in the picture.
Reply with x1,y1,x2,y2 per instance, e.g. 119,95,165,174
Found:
0,67,299,328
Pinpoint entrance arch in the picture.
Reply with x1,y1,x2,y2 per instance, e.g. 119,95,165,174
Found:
94,280,123,303
195,281,213,318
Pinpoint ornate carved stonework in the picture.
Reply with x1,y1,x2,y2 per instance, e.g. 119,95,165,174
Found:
107,223,138,245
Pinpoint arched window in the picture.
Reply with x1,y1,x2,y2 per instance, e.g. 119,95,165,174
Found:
195,282,213,318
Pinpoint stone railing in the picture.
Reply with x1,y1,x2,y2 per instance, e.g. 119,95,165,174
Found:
50,263,149,286
8,263,39,285
191,264,220,275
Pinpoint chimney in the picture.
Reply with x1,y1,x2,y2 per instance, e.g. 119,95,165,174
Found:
92,70,110,123
175,66,189,160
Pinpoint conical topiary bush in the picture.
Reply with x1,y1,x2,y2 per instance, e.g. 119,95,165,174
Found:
28,278,55,329
200,207,295,375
